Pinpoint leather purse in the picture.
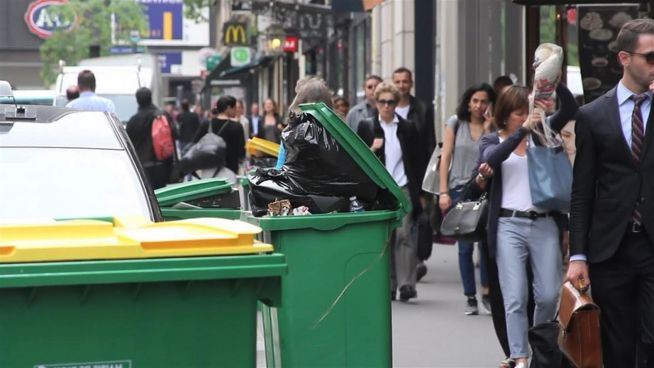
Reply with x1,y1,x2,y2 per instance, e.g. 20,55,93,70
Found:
439,193,487,242
557,281,602,368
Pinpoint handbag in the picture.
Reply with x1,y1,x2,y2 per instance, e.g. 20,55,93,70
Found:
178,121,227,174
422,144,441,194
557,282,602,368
439,192,487,242
527,134,572,213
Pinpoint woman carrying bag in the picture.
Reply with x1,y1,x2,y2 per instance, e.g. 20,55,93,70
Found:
478,82,577,368
438,83,496,315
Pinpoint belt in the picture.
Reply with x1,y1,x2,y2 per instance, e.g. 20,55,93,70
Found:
499,208,551,220
628,222,643,233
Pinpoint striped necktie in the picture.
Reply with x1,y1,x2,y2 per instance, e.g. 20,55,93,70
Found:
630,94,647,224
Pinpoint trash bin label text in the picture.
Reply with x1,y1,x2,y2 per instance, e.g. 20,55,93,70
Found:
35,360,132,368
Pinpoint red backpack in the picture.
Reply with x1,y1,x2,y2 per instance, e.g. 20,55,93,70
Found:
151,113,174,161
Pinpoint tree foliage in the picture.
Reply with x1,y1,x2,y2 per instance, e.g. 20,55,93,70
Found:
39,0,147,87
183,0,211,23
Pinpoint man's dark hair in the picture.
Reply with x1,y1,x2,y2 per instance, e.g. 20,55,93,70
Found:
456,83,496,122
616,18,654,53
135,87,152,108
66,85,79,101
77,70,96,91
215,95,237,114
493,75,514,94
366,75,383,84
392,67,413,80
181,99,190,112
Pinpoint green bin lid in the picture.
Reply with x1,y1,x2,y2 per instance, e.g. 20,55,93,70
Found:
155,178,233,207
298,102,411,216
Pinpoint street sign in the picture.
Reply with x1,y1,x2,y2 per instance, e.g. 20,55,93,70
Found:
24,0,77,39
230,47,251,67
206,54,223,71
283,36,298,53
223,22,249,46
130,30,141,44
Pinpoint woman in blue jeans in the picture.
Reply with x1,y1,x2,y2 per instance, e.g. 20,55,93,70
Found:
439,83,496,315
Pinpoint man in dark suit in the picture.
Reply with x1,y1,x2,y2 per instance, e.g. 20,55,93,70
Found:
568,19,654,368
248,101,261,138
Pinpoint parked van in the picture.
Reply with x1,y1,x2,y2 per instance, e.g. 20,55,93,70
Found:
54,54,162,123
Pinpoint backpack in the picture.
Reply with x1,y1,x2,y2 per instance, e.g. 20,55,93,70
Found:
151,113,174,161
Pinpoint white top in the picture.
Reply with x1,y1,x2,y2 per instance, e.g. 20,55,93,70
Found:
616,80,652,146
379,114,408,187
500,141,544,212
395,104,410,120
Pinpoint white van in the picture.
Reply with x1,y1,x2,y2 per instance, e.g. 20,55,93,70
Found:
54,54,162,123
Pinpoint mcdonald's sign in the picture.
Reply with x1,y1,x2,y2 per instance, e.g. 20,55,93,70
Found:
223,22,248,46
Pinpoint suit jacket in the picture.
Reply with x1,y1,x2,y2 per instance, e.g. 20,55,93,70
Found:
570,86,654,263
357,114,426,216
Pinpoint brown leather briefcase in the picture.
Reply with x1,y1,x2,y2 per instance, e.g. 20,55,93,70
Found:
557,281,602,368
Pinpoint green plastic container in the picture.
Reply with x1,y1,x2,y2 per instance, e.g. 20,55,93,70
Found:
0,219,286,368
247,102,411,368
156,178,241,220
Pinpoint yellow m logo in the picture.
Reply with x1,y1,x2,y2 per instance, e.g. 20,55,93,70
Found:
224,24,247,45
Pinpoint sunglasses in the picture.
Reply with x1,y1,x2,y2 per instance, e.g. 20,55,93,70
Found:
625,50,654,64
377,99,397,106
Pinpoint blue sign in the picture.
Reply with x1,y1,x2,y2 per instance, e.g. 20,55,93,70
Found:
110,46,146,54
138,0,183,41
157,52,182,74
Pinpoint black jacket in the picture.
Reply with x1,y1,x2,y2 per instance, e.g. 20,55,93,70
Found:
357,114,427,216
406,95,435,162
571,86,654,263
177,110,200,144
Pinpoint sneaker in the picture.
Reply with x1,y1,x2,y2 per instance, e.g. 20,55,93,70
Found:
481,294,492,314
416,263,427,282
399,285,417,302
465,296,479,315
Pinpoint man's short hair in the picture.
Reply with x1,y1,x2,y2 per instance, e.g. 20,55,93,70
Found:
181,99,190,111
392,67,413,81
77,70,96,91
616,18,654,53
135,87,152,108
365,75,382,85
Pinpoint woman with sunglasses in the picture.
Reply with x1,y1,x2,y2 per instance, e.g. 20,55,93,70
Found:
357,82,426,302
479,82,577,368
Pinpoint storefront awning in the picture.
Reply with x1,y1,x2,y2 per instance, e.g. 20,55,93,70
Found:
219,56,275,78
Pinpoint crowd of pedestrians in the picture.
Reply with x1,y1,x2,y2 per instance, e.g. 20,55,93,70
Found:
61,19,654,366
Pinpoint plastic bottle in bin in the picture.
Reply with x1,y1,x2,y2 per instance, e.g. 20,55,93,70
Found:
349,196,365,213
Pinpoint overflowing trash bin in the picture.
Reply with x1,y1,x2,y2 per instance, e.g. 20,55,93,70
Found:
156,178,242,220
245,102,411,368
0,216,286,367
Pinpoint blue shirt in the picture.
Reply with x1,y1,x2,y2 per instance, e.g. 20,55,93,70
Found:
616,80,652,145
66,91,116,114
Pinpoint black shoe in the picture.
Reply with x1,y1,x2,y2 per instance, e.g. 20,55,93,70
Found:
416,263,428,282
399,285,417,302
465,296,478,315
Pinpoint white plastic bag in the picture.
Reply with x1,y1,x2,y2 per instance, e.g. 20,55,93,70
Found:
529,43,564,147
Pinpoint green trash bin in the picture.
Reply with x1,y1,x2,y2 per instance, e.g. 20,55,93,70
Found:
246,102,411,368
156,178,242,220
0,217,286,367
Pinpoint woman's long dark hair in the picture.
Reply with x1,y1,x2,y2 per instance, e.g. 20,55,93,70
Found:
455,83,496,122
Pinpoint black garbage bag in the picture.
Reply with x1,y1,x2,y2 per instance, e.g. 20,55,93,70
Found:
281,112,379,202
176,132,226,174
248,168,349,216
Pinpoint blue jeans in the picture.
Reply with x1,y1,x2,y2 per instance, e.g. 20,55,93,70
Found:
450,186,489,297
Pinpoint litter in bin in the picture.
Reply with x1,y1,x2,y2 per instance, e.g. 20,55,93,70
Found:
248,112,395,216
292,206,311,215
268,199,292,216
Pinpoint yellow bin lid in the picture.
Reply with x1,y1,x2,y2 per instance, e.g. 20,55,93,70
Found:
246,137,280,157
0,217,273,263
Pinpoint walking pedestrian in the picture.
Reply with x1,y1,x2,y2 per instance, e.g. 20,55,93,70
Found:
357,82,427,302
66,70,115,113
191,96,245,180
480,83,577,368
176,99,200,154
438,83,496,316
567,18,654,368
333,96,350,119
257,98,283,143
126,87,176,189
248,102,261,138
66,85,79,102
346,75,382,133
